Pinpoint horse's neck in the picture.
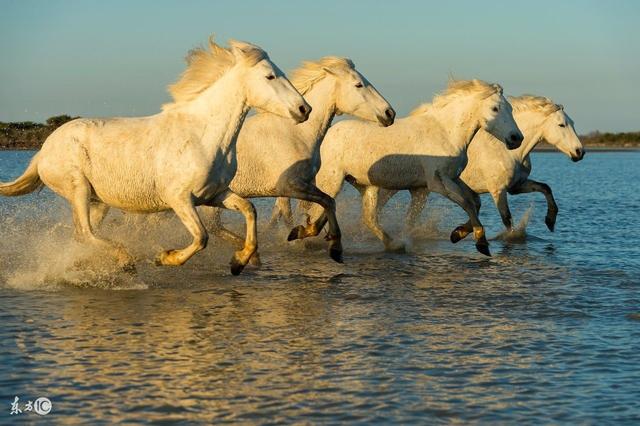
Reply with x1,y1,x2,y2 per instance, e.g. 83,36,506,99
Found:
430,100,480,153
511,112,545,162
297,79,337,153
179,71,249,159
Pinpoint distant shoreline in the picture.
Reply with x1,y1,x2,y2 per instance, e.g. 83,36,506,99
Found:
2,115,639,151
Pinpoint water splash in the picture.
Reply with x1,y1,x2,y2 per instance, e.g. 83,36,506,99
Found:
492,205,533,243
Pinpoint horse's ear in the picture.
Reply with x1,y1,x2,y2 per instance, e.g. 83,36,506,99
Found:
229,41,248,61
493,84,503,95
559,104,564,111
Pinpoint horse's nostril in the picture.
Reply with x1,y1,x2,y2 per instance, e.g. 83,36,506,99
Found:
385,108,394,119
510,133,523,143
299,105,307,115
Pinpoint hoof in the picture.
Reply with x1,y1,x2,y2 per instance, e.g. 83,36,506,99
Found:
230,256,246,276
475,242,491,257
450,225,470,244
545,215,556,232
287,225,304,242
329,246,344,264
384,242,406,253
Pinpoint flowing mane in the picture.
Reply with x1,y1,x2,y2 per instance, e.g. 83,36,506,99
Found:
410,79,503,116
290,56,355,94
509,95,563,115
163,37,266,110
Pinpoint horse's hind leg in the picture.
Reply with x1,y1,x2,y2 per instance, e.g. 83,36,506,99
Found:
209,190,258,275
156,198,208,267
69,178,133,269
362,186,404,252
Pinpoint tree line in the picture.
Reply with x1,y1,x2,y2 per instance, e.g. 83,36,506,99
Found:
0,115,638,150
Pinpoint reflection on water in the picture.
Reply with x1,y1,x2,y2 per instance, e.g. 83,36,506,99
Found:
0,151,639,423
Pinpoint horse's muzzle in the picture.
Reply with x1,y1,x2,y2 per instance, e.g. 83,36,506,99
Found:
506,132,524,150
377,108,396,127
571,148,585,162
294,104,311,123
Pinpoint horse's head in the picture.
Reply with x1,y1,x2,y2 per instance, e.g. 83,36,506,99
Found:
541,106,584,162
327,62,395,127
231,41,310,123
480,85,524,150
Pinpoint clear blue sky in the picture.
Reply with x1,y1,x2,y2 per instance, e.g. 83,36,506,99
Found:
1,0,638,132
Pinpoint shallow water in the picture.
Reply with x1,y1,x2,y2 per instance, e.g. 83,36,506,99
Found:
0,150,639,424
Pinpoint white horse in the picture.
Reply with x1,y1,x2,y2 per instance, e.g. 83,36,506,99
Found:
204,57,394,263
290,79,524,256
372,95,584,239
0,38,310,275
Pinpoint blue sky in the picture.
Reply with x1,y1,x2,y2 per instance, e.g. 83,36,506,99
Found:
0,0,638,132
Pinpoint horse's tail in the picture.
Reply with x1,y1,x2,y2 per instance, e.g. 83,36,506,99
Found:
0,153,43,196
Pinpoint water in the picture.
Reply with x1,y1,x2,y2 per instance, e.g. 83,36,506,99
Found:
0,150,638,424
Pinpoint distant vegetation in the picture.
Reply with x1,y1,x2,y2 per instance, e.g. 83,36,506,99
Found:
0,115,639,150
577,131,640,148
0,115,78,149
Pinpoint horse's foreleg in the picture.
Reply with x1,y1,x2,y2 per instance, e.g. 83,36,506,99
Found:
210,190,257,275
362,186,404,252
407,188,429,228
289,165,345,243
69,178,133,269
450,183,481,243
510,179,558,232
490,189,513,231
202,206,261,267
157,198,208,267
438,176,490,256
286,183,343,263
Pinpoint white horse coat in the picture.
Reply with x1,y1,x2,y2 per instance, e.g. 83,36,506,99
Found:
375,95,584,235
205,57,394,263
292,79,524,256
0,38,310,275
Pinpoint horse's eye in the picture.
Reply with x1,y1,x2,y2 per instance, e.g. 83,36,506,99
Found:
355,82,364,88
266,75,276,80
492,106,499,112
559,124,566,128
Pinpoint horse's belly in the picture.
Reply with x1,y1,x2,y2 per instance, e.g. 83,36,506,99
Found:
365,156,426,189
91,178,167,212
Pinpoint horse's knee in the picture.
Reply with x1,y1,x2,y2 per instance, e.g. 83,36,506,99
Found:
539,183,552,194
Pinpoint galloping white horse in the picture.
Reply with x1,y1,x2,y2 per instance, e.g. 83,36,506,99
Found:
204,57,394,263
290,79,524,256
373,95,584,238
0,38,310,275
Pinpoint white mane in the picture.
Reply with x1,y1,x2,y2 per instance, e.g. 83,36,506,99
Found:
509,95,563,116
163,37,266,109
410,79,503,116
290,56,355,94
